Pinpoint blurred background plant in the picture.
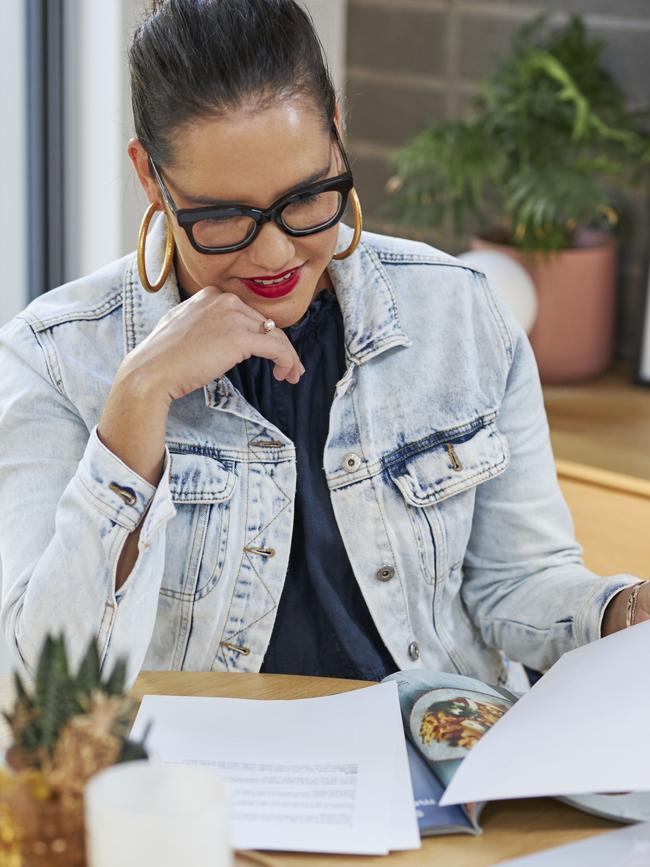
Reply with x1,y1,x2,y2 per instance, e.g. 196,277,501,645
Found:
387,16,650,254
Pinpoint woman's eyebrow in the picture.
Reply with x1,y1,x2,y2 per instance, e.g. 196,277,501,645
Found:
176,163,332,207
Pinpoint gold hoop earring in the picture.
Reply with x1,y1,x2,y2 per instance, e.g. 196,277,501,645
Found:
332,189,363,260
137,203,175,293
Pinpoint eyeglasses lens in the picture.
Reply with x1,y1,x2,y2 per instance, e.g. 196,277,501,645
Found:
281,190,343,231
193,215,257,249
191,191,343,250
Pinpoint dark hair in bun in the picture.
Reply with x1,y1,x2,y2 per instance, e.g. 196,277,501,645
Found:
129,0,336,167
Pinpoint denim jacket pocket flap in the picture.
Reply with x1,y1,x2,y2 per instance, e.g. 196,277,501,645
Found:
386,420,510,507
168,450,237,504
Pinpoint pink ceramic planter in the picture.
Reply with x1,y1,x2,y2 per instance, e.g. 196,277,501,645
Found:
471,230,617,384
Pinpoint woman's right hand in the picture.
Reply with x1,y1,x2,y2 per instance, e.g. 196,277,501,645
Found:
98,287,304,491
122,286,305,403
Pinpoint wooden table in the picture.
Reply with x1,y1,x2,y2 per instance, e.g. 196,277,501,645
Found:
1,671,618,867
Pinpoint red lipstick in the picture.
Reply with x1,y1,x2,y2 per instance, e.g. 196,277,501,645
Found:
240,265,303,299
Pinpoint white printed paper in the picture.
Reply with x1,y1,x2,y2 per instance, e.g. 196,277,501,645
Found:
131,683,420,855
441,620,650,806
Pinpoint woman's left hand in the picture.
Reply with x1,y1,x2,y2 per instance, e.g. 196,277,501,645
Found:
601,581,650,635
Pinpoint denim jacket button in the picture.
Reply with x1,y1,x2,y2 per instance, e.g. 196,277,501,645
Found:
408,641,420,661
376,565,395,582
342,453,361,472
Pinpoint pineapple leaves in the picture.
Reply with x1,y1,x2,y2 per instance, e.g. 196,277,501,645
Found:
75,637,102,697
118,738,149,764
33,635,81,752
7,634,134,763
102,658,128,697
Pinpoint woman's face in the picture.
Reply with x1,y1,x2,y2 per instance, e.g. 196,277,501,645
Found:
129,101,344,328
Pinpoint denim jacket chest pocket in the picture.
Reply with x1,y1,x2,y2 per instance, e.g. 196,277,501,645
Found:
385,414,510,584
160,447,238,601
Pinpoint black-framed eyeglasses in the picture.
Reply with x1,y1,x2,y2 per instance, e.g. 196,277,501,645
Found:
149,123,354,255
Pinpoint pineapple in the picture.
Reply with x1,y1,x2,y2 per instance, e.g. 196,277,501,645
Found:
2,635,148,798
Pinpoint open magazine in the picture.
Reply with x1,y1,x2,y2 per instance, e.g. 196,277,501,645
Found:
382,669,650,837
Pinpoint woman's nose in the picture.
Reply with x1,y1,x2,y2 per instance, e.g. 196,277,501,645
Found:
247,221,296,272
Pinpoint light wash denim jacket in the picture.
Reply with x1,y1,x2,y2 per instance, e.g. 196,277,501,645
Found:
0,219,636,688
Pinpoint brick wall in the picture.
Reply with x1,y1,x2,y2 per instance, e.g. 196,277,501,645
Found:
345,0,650,358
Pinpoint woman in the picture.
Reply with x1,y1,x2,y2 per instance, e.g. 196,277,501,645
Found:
0,0,645,687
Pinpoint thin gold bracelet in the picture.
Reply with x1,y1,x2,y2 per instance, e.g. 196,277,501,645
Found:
625,581,649,628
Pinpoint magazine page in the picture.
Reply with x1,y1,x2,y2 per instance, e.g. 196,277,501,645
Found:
383,670,517,834
405,739,478,836
384,670,516,787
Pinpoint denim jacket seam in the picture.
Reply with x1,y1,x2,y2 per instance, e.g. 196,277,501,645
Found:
222,606,278,645
192,501,229,600
476,615,553,634
18,316,67,396
97,602,118,662
20,291,123,333
574,581,601,644
166,502,228,600
377,252,459,266
123,259,139,354
216,457,253,659
349,390,417,643
245,424,295,508
475,273,514,365
106,526,131,597
168,440,293,464
369,470,417,642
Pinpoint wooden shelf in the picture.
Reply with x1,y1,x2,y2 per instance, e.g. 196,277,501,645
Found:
543,362,650,482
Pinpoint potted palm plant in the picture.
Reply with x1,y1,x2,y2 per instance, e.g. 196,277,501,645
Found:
388,16,650,382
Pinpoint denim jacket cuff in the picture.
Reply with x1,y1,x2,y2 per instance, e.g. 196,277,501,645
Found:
576,575,640,643
75,426,162,532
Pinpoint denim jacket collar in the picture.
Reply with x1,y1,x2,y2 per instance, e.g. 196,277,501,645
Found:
329,222,411,365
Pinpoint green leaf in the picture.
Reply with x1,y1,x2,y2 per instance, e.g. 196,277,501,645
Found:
13,670,29,703
117,738,149,764
75,638,102,699
28,634,82,753
102,657,128,697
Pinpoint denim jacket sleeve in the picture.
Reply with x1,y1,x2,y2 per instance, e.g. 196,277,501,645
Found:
460,276,637,672
0,315,176,684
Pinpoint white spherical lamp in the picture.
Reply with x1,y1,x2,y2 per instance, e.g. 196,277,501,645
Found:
458,249,538,334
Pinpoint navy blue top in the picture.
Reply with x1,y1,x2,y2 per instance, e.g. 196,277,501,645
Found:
226,290,397,680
